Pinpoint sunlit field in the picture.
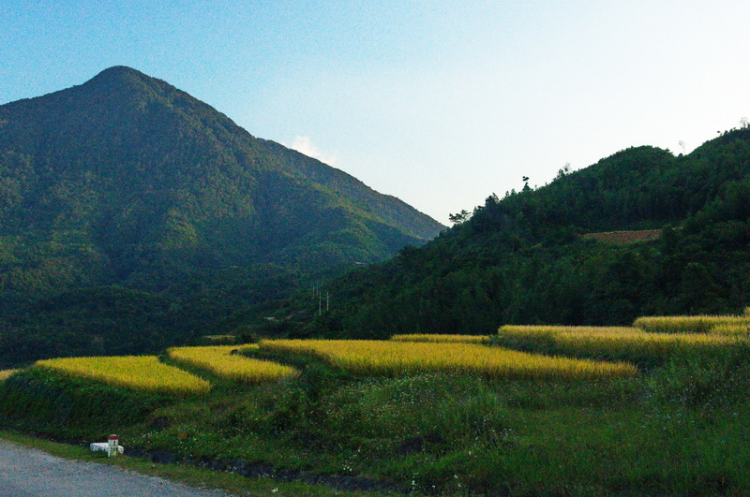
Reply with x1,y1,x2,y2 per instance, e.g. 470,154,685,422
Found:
500,325,636,335
0,369,18,382
35,356,211,396
167,345,298,383
633,315,748,333
260,339,638,380
5,321,750,496
498,325,738,358
390,334,489,343
710,323,750,335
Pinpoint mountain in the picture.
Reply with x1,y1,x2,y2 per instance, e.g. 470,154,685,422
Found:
0,66,443,365
273,128,750,338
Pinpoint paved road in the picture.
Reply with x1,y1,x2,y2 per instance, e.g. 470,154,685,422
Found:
0,439,234,497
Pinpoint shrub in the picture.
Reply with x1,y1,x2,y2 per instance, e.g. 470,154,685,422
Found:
0,367,171,435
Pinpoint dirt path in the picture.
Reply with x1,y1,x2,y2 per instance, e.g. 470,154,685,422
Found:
0,439,234,497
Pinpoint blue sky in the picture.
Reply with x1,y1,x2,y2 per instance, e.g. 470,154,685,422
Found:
3,1,749,223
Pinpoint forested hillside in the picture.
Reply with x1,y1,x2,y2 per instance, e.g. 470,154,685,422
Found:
268,127,750,339
0,66,443,366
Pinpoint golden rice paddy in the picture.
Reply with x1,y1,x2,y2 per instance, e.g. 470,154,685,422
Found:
710,323,750,335
500,326,636,335
390,334,489,344
167,345,297,383
35,356,211,396
633,315,748,334
259,339,638,380
498,325,738,357
0,369,18,382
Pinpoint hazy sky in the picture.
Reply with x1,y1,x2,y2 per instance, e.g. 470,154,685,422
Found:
3,1,749,223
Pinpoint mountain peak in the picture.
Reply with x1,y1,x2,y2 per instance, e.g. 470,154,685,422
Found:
78,65,171,98
95,65,141,76
87,65,152,84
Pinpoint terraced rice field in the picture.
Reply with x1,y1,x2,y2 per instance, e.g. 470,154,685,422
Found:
390,334,489,343
35,356,211,396
498,325,738,358
260,339,638,380
710,324,750,335
167,345,298,383
0,369,18,382
633,315,748,333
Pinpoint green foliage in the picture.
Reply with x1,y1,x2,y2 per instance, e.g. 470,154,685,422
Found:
0,367,170,437
289,129,750,340
646,341,750,410
0,286,208,366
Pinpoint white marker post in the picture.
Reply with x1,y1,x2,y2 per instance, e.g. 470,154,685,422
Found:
90,434,124,456
107,434,119,457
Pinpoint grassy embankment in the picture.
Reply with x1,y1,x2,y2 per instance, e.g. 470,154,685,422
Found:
2,321,750,495
0,429,357,497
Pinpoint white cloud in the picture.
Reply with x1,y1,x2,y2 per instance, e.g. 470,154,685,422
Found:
288,135,338,166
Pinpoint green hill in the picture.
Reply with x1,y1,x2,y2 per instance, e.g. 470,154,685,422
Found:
274,128,750,338
0,66,443,366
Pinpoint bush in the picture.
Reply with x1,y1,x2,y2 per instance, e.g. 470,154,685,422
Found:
0,367,171,437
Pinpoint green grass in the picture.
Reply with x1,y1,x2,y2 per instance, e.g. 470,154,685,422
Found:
0,430,380,496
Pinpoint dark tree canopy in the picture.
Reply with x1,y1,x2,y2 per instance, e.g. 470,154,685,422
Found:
269,128,750,340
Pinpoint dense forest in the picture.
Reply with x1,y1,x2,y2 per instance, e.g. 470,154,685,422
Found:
260,127,750,339
3,66,750,367
0,66,443,366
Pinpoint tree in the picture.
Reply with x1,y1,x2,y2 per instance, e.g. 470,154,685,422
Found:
448,209,470,225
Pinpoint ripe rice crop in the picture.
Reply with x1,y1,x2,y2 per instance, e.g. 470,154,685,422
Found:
390,334,489,344
167,345,297,383
0,369,18,381
500,326,636,335
259,339,638,380
633,315,747,334
35,356,210,396
498,325,738,358
710,324,750,335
